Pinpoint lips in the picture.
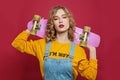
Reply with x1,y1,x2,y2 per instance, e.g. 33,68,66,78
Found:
59,24,64,28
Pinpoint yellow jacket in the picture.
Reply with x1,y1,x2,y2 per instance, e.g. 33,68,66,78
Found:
12,30,97,80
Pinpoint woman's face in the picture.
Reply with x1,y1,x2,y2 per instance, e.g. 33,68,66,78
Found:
53,9,69,33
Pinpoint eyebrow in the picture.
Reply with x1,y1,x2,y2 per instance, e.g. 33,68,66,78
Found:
54,14,67,17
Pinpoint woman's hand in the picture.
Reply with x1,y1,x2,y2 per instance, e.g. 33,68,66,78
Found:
87,45,97,59
26,29,30,34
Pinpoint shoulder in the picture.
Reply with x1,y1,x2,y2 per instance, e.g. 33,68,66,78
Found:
74,43,86,60
36,38,47,44
39,38,46,42
31,38,47,46
74,44,85,52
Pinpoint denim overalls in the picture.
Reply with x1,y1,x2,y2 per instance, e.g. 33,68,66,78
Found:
44,41,75,80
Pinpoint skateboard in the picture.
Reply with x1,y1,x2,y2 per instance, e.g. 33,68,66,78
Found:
27,18,100,47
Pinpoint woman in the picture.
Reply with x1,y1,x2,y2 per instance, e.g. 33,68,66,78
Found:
12,6,97,80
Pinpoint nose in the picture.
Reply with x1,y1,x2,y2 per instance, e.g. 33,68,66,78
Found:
59,18,63,23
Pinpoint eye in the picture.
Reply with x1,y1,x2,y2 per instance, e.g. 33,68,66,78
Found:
53,16,59,20
54,18,58,20
63,16,67,18
62,14,67,18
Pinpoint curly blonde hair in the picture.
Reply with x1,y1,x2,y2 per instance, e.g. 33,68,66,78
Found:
45,6,75,42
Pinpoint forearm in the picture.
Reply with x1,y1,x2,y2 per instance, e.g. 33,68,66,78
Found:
89,47,96,59
11,30,30,52
86,45,97,60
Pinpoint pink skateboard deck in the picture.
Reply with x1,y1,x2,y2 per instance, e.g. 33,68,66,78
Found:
74,27,100,47
27,19,100,47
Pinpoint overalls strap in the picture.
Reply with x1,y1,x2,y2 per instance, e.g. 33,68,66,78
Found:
69,42,75,59
44,41,51,57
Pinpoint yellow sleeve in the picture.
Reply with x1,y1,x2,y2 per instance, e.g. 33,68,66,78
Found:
78,59,97,80
77,47,98,80
11,30,40,56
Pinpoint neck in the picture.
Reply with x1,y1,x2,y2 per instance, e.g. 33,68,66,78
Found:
56,31,71,43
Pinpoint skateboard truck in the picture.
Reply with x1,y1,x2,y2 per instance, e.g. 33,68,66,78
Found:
30,15,41,35
80,26,91,47
27,17,100,47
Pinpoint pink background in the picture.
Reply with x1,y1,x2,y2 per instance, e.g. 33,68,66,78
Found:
0,0,120,80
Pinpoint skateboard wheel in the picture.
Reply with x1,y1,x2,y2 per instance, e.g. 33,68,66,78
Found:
30,29,37,35
84,26,91,32
80,41,87,47
33,15,41,22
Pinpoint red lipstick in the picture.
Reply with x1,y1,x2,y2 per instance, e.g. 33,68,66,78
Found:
59,24,64,28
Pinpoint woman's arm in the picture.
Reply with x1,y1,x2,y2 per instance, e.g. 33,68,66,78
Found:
77,46,98,80
11,30,39,56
